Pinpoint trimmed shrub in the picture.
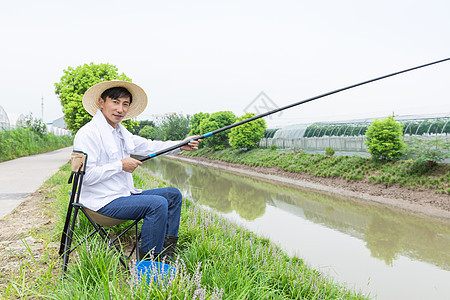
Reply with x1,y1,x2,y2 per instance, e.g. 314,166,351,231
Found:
365,116,406,161
229,113,266,150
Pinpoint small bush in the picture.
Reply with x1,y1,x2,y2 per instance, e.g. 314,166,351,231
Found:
405,137,450,173
325,146,335,156
270,144,277,151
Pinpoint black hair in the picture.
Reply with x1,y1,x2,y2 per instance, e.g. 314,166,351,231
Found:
100,87,133,104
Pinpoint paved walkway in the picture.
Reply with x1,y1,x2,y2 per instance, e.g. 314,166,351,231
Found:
0,146,73,219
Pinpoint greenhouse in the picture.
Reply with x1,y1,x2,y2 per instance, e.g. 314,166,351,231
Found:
272,124,310,139
0,105,10,130
260,114,450,155
269,114,450,139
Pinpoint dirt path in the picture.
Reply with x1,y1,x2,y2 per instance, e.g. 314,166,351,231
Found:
0,146,72,219
169,155,450,220
0,187,60,292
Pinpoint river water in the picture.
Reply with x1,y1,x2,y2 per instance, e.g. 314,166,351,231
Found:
143,157,450,300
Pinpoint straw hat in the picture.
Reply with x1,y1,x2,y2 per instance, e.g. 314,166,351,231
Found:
82,80,148,120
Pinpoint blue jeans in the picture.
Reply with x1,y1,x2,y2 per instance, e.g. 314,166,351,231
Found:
97,187,182,253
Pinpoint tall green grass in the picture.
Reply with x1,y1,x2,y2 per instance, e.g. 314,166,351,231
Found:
2,165,370,299
0,128,73,162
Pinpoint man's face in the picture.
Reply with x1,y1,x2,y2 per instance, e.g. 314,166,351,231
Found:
98,96,130,128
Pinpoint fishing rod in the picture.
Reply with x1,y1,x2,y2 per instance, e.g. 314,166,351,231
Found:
139,57,450,163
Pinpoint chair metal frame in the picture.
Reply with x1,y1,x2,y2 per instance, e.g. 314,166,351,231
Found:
59,150,142,272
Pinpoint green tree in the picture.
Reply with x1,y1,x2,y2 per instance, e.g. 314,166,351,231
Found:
189,112,210,136
158,113,190,141
365,116,406,161
229,113,266,150
188,112,210,148
138,125,158,140
17,113,47,137
130,120,156,135
199,111,236,150
54,62,134,133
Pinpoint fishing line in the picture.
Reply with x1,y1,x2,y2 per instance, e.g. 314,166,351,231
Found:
139,57,450,162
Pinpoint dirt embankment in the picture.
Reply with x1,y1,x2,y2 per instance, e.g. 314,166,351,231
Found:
170,155,450,220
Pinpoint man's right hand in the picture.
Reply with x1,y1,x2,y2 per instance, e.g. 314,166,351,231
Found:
121,157,143,173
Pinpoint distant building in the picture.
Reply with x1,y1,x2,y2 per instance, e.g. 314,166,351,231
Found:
140,112,177,126
51,117,67,129
47,117,71,136
0,105,10,129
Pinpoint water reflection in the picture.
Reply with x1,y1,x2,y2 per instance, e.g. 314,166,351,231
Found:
143,157,450,272
229,181,266,220
191,174,233,213
365,216,403,265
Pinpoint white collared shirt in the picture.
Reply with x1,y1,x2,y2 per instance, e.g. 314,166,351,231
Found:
73,110,181,211
111,126,125,159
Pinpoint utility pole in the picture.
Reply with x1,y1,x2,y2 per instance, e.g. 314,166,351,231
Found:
41,96,44,121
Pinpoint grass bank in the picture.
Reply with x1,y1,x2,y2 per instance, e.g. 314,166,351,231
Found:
2,164,369,299
0,128,73,162
181,147,450,195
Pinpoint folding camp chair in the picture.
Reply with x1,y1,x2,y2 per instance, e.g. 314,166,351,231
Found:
59,151,142,272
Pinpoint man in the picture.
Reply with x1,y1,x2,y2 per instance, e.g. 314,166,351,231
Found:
74,80,200,261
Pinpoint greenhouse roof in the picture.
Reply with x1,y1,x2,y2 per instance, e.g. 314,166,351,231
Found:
267,113,450,138
0,105,10,127
272,123,312,139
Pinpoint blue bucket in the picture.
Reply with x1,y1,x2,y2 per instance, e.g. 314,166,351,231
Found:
135,260,176,285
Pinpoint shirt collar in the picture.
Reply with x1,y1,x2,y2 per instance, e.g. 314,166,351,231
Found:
92,109,135,154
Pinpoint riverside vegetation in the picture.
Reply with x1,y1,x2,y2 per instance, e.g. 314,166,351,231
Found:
181,147,450,195
1,164,369,299
0,127,73,162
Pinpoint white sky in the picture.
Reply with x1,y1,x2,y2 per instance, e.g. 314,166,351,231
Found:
1,0,449,128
